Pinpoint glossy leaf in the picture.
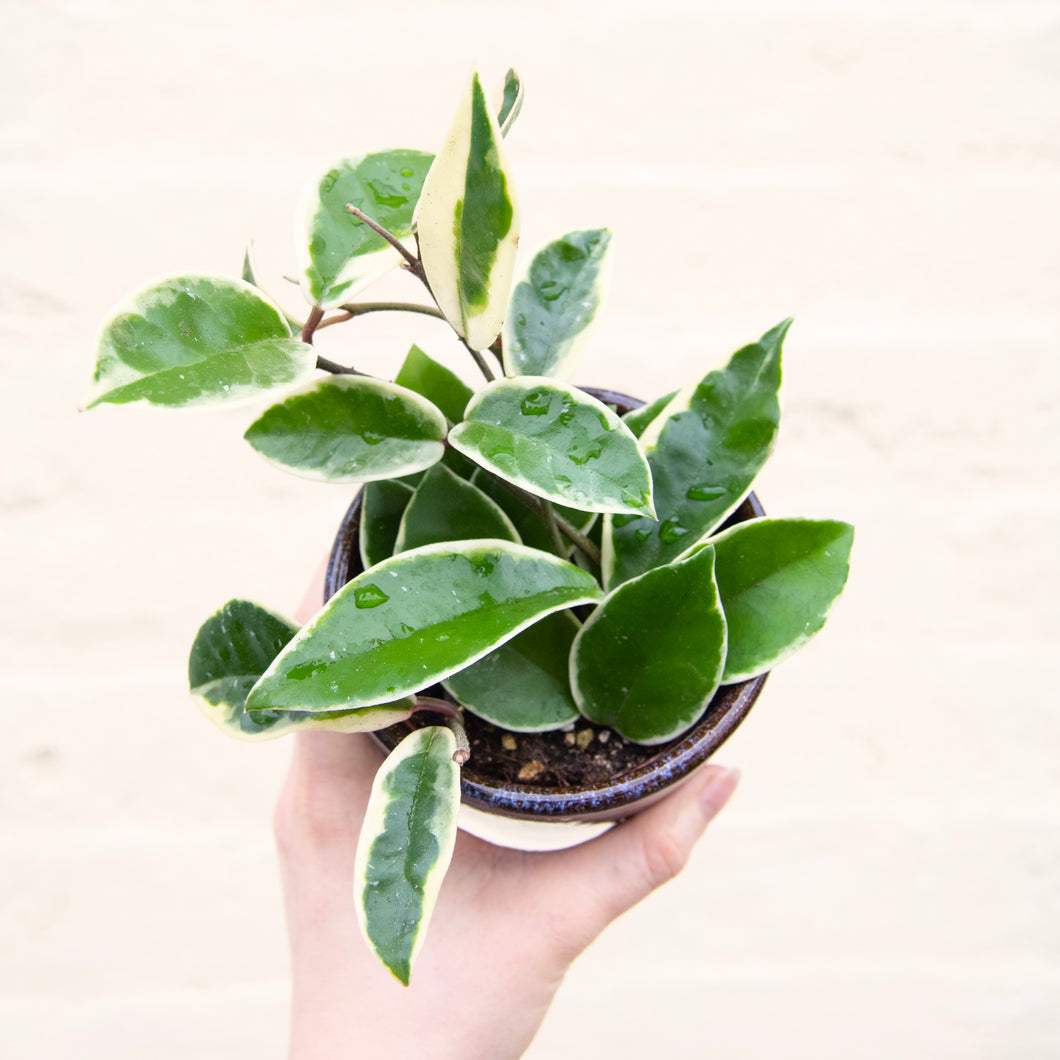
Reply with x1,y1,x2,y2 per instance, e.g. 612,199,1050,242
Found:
710,518,854,682
622,390,677,439
355,726,460,985
449,378,654,516
394,464,520,553
246,541,603,713
189,600,414,740
243,377,447,482
604,319,790,588
394,344,473,424
297,150,434,308
360,479,415,569
497,68,524,136
85,275,315,409
502,229,612,380
445,610,580,731
415,71,520,350
571,545,727,745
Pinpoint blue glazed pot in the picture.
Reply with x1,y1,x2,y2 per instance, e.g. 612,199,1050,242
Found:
324,389,767,830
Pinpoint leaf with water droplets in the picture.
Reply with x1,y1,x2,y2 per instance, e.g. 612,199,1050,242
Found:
243,377,447,483
414,71,520,350
570,546,727,745
246,540,603,713
502,229,612,380
189,600,414,740
709,518,854,681
297,150,434,308
604,319,790,588
355,726,460,985
85,275,316,409
449,378,654,516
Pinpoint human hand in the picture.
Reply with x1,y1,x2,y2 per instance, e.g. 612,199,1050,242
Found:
274,568,740,1060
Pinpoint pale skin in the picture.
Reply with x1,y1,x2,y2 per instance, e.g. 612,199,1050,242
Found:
274,570,741,1060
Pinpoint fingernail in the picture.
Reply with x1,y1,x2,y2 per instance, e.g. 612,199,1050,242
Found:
699,765,741,819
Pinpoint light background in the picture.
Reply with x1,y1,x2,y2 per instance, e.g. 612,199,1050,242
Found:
3,0,1058,1056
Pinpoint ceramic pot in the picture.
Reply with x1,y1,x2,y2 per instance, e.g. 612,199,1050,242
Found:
323,389,768,836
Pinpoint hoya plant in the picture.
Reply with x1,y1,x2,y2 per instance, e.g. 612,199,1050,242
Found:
86,69,852,985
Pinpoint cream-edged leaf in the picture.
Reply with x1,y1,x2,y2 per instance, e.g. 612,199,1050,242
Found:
85,275,315,409
415,71,520,351
355,727,460,985
243,377,447,483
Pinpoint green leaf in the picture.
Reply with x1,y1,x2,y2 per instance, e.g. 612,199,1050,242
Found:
470,469,595,556
85,275,316,409
355,726,460,985
394,464,520,553
570,545,727,745
394,344,474,424
622,390,677,439
604,319,790,588
497,67,524,136
246,541,603,713
502,229,612,380
189,600,414,740
449,378,654,516
415,71,520,350
445,610,580,731
711,518,854,682
243,243,303,334
297,150,434,308
360,479,415,569
243,377,447,482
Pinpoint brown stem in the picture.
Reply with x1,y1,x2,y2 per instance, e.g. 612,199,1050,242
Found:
345,206,425,279
338,300,445,321
414,698,471,764
461,337,496,383
315,354,365,376
300,304,325,344
554,512,602,568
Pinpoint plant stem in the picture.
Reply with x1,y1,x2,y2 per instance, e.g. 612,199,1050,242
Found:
540,501,568,558
300,304,325,344
315,355,365,376
554,513,602,568
345,206,426,281
344,300,445,320
415,698,471,764
461,337,495,382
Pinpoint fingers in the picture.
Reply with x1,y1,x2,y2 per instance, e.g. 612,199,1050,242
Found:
539,764,740,952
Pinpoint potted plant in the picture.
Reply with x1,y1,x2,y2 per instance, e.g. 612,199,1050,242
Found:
84,69,853,986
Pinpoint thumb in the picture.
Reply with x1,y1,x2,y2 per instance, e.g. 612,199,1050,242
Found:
543,764,740,949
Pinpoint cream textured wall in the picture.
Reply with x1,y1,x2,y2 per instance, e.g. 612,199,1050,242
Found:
3,1,1058,1056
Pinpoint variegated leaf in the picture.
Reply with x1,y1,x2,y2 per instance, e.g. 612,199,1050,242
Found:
243,377,447,483
245,540,603,713
394,464,520,553
449,378,654,516
710,518,854,681
570,545,727,745
415,71,520,351
445,610,580,731
604,319,790,588
297,150,434,308
502,229,612,380
497,68,524,136
85,275,316,409
189,600,415,741
355,726,461,985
